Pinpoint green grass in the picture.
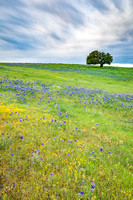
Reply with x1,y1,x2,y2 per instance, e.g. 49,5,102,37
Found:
0,63,133,199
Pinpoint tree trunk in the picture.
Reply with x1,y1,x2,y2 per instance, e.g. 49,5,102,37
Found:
100,63,103,67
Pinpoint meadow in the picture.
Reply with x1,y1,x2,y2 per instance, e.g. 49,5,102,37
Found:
0,63,133,200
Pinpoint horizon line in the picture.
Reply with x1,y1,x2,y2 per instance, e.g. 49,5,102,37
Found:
0,62,133,68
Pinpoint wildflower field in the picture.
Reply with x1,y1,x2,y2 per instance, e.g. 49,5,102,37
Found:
0,63,133,199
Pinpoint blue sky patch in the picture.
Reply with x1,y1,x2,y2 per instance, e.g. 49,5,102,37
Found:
0,0,133,64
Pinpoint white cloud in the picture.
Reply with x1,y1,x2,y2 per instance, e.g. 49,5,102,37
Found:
110,63,133,67
0,0,133,63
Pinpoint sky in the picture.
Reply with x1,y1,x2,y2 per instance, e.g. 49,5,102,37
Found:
0,0,133,66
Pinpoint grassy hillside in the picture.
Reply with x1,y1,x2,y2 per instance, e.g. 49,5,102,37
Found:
0,63,133,199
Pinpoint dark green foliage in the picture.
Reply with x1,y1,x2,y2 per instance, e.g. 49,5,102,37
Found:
86,50,113,67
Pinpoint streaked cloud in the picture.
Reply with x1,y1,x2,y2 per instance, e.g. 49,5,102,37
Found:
0,0,133,64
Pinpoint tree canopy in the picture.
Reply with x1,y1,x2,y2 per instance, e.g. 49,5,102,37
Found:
86,50,113,67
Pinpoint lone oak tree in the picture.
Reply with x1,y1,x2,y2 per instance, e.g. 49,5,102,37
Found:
86,50,113,67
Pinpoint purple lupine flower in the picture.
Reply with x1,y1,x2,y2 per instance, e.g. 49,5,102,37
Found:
100,147,103,152
91,184,95,189
80,191,84,195
50,173,54,176
20,135,23,139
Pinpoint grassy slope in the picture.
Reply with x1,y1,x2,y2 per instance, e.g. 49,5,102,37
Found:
1,63,133,93
0,63,133,200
